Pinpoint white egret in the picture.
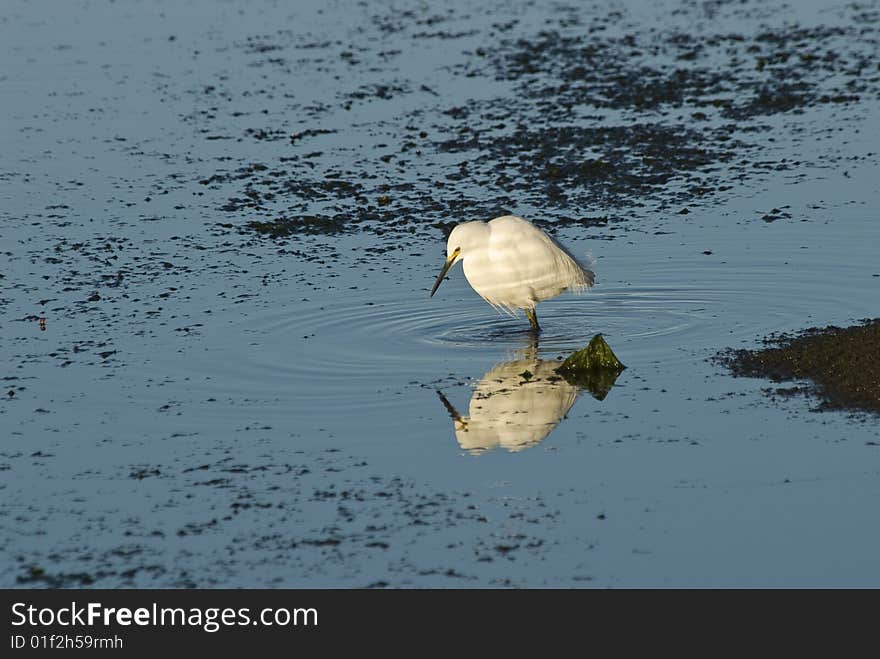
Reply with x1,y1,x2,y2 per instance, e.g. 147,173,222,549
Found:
436,355,580,453
430,215,595,332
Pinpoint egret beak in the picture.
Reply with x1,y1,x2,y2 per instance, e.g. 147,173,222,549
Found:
430,248,460,297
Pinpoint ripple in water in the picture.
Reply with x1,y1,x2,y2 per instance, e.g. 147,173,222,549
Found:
149,249,874,414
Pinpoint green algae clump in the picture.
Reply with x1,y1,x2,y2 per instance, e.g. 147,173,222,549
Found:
558,334,625,372
556,334,625,399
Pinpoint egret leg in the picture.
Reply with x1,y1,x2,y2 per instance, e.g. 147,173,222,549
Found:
525,307,541,333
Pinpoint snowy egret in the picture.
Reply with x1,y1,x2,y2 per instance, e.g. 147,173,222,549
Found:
430,215,595,332
436,353,580,453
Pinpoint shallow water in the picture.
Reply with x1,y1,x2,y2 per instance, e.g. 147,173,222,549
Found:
2,0,880,587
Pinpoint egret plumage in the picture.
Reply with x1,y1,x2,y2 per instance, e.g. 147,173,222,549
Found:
436,352,580,453
430,215,595,332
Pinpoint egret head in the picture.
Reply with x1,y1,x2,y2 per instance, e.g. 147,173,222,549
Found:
430,222,486,297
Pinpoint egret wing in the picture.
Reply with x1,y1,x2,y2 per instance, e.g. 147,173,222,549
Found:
485,216,593,307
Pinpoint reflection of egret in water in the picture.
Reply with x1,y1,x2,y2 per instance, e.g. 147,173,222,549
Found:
437,344,621,454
